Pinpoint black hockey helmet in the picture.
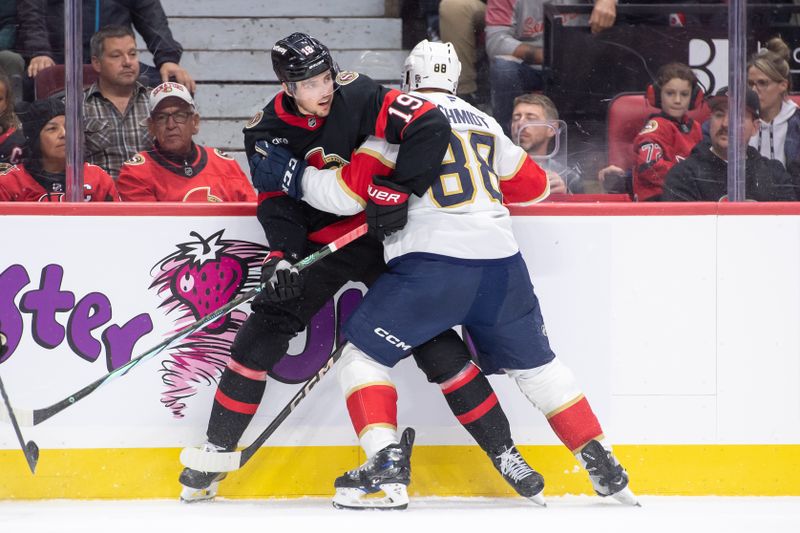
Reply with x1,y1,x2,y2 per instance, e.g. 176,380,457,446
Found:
272,32,337,83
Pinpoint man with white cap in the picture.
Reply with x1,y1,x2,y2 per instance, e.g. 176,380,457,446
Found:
116,82,255,202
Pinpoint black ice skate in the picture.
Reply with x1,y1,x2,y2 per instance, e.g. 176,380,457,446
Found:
490,445,546,506
332,427,415,510
179,442,230,503
579,439,640,506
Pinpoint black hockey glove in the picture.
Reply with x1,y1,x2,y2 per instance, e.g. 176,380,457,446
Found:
0,323,7,358
366,176,411,242
249,140,307,200
261,251,303,303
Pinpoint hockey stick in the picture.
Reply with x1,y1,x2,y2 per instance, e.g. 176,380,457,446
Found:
0,375,39,473
0,224,368,428
180,342,346,473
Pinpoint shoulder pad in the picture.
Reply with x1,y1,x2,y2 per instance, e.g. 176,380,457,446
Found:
639,119,659,135
336,71,360,85
213,148,235,160
245,110,264,130
124,153,147,166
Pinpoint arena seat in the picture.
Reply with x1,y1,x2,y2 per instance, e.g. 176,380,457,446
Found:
34,64,99,100
606,92,710,172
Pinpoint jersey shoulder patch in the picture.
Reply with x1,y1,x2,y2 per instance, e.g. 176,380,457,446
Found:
336,71,359,85
213,148,235,160
124,153,146,166
245,110,264,129
0,162,13,174
638,119,659,135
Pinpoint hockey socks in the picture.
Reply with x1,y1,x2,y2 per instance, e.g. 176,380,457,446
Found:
439,362,513,454
338,343,399,457
206,359,268,449
507,359,603,452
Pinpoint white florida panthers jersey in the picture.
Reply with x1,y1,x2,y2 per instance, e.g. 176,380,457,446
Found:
300,91,550,262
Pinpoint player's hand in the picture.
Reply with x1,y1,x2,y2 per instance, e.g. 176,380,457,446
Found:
0,323,8,358
590,0,616,34
159,62,196,93
261,251,303,302
27,55,55,78
249,140,307,200
366,176,411,242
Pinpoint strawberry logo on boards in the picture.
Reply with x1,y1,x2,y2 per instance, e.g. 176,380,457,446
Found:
171,232,246,332
150,230,266,416
149,231,366,417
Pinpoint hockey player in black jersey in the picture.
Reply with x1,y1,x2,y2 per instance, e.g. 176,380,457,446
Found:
179,32,543,509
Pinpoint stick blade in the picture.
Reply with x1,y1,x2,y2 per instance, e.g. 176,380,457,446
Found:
25,441,39,474
180,446,242,473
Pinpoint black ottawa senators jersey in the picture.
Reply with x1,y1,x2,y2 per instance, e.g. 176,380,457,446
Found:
117,144,256,202
243,71,450,258
0,162,118,202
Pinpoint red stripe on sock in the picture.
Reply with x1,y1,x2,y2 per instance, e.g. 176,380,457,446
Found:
456,392,498,425
346,384,398,436
440,363,480,394
547,396,603,452
227,360,268,381
215,389,260,415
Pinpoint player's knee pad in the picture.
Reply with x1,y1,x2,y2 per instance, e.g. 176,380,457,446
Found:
229,312,296,372
505,358,582,415
338,342,394,394
412,329,473,384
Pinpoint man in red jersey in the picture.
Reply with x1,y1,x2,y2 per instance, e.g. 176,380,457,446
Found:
117,82,255,202
0,98,117,202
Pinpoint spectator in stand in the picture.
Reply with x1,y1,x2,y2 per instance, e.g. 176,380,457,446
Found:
630,62,704,201
485,0,616,134
510,93,575,193
0,1,25,102
117,82,255,202
662,87,797,202
84,25,153,180
439,0,487,106
0,97,118,201
0,73,25,165
18,0,194,99
747,38,800,176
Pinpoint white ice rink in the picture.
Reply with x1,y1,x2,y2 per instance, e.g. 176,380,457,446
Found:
2,496,798,533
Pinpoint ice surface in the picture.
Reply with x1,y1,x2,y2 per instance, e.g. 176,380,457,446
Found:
1,496,798,533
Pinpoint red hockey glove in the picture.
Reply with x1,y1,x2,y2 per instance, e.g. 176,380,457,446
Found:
261,251,303,302
366,176,411,242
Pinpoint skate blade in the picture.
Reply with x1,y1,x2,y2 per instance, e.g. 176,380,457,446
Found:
179,481,220,504
611,486,641,507
527,489,547,507
332,483,409,510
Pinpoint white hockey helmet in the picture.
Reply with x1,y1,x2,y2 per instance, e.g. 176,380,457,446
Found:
401,40,461,94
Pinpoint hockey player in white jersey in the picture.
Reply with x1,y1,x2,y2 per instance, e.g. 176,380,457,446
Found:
255,40,638,509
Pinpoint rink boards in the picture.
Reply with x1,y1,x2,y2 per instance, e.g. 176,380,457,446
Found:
1,202,799,498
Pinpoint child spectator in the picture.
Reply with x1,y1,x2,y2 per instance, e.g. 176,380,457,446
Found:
0,97,118,201
632,62,703,201
0,73,25,165
747,37,800,173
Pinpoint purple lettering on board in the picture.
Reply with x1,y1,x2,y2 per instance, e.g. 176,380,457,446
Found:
19,264,75,349
271,299,336,384
0,265,30,364
67,292,112,362
101,313,154,370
